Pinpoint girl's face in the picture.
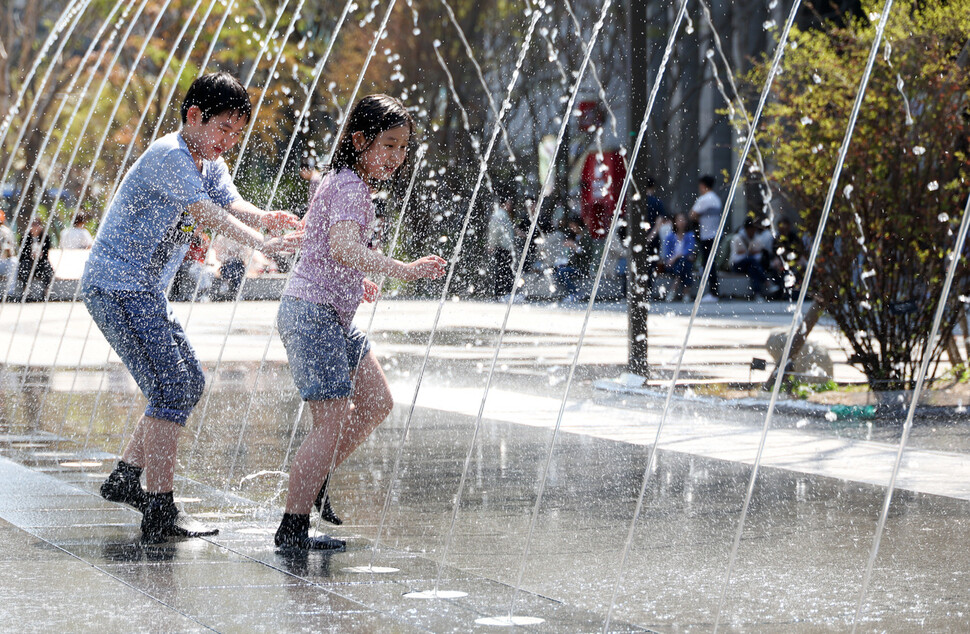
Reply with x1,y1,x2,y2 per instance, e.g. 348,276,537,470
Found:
353,124,410,182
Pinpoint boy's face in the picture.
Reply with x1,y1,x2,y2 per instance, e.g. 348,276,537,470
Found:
183,106,248,162
353,125,410,182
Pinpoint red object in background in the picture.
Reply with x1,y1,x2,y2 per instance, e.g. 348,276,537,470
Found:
580,150,626,239
187,232,210,263
578,101,605,129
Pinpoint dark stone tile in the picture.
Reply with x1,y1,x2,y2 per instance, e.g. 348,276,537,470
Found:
0,560,206,632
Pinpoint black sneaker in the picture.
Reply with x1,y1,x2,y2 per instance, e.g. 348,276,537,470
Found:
277,534,347,551
275,513,346,551
313,475,343,526
141,492,218,543
100,461,148,512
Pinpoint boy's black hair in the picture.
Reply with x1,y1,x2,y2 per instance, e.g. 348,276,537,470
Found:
181,72,252,124
329,94,416,198
699,174,716,190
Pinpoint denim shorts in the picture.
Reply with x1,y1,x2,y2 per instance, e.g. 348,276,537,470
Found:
82,285,205,425
277,296,370,401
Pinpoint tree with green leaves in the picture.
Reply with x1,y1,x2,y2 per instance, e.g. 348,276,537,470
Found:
746,0,970,391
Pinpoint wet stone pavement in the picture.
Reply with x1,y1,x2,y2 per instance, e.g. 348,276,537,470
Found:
1,301,970,631
2,379,970,632
0,429,649,633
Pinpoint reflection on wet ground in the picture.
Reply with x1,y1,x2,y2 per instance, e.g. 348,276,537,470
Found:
1,362,970,631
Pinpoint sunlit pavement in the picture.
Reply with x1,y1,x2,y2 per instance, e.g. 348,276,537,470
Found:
0,297,866,382
2,299,969,630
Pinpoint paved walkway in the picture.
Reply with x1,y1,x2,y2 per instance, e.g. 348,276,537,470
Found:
3,299,970,630
0,439,645,633
0,297,867,382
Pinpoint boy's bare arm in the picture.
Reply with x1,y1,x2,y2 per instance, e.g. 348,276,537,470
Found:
228,199,300,233
189,200,302,256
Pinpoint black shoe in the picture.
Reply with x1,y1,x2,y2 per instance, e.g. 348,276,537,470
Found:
313,476,343,526
280,534,347,551
100,461,148,513
141,492,218,543
275,513,346,551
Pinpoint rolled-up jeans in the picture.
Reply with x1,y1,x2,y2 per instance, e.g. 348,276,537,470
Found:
277,296,370,401
82,285,205,425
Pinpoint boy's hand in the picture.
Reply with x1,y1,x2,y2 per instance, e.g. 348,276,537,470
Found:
300,167,321,181
261,230,304,256
362,279,381,302
261,211,301,234
400,255,447,281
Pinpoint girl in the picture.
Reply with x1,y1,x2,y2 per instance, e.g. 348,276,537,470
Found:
275,94,446,550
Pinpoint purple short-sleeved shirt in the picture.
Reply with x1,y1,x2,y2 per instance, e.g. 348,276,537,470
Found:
284,168,375,326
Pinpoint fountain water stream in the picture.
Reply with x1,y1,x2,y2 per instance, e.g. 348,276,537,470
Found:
210,0,402,490
849,190,970,629
18,0,178,401
0,0,90,203
712,1,895,629
0,1,84,145
2,1,967,631
12,0,240,455
24,0,235,451
1,0,138,429
184,0,356,469
368,9,542,573
430,0,619,622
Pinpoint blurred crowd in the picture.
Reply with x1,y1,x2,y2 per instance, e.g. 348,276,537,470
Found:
2,171,807,305
0,205,284,303
486,173,807,304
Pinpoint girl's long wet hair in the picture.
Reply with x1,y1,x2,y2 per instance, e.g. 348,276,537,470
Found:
328,94,416,199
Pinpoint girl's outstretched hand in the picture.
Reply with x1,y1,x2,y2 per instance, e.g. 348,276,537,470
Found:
261,229,305,256
261,210,301,235
362,278,381,302
401,255,446,281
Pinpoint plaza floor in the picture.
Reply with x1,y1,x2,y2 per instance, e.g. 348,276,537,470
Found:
1,299,968,631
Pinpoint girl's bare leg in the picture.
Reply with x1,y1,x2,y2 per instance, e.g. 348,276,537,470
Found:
334,351,393,468
285,398,351,514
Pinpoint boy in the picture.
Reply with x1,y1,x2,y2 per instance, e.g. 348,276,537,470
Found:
82,72,302,542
